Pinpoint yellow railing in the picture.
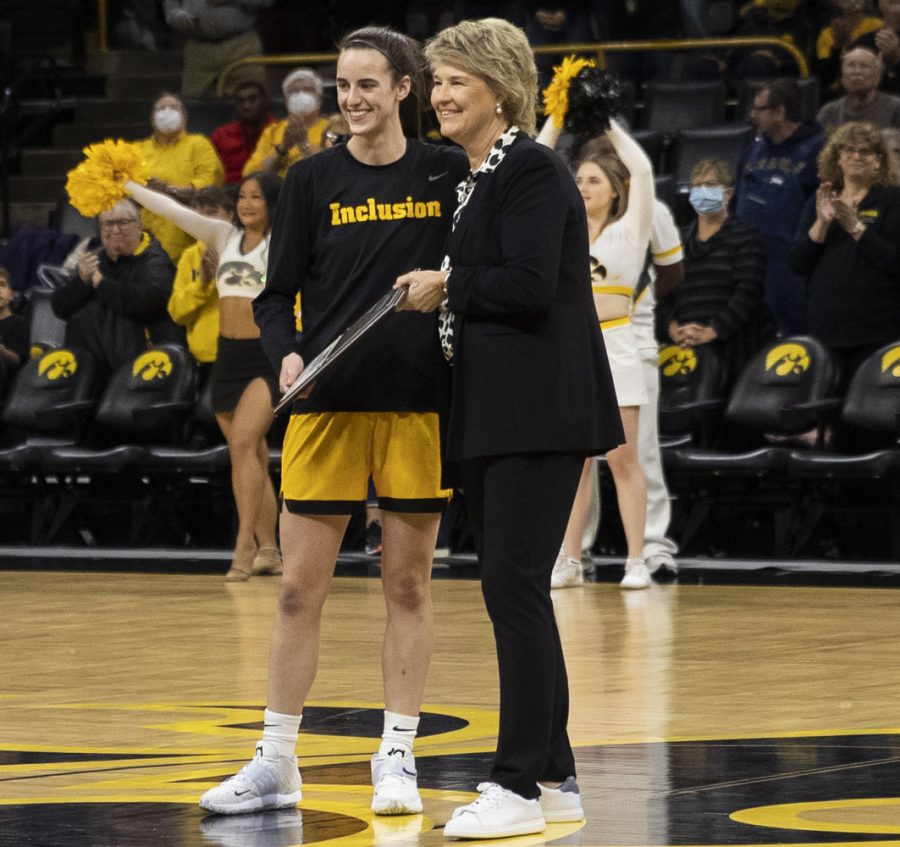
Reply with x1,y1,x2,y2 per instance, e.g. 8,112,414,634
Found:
214,36,808,97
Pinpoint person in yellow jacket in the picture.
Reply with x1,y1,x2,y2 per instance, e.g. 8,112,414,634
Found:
167,186,235,367
243,68,329,178
137,93,225,263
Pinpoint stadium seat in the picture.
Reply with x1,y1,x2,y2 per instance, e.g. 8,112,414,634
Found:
641,79,728,134
671,125,755,187
184,98,235,136
785,341,900,557
40,344,200,543
657,343,727,448
665,336,839,555
53,191,96,239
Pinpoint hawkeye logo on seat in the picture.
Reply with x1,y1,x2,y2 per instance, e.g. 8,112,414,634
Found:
881,346,900,376
132,351,173,381
766,343,810,376
38,349,77,381
659,345,697,376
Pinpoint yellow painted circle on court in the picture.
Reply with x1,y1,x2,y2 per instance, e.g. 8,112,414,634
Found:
732,798,900,834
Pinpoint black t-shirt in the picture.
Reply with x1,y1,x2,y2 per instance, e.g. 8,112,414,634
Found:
0,312,29,369
255,139,468,413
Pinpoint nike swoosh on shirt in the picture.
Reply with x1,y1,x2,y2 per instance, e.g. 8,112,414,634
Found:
428,172,448,182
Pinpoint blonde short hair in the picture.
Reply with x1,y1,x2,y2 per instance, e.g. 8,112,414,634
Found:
425,18,537,135
690,157,735,187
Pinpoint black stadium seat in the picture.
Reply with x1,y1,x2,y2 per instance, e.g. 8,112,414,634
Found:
665,336,839,554
641,79,728,134
657,343,727,448
671,125,755,187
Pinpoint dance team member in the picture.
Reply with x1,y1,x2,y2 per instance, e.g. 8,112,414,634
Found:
125,172,283,581
199,26,467,816
398,18,622,838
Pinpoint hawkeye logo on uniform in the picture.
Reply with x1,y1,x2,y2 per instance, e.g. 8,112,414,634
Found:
329,196,443,226
881,346,900,376
659,345,697,377
132,350,173,382
765,342,810,376
39,349,78,381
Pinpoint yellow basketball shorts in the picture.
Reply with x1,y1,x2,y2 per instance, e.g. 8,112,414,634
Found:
281,411,450,515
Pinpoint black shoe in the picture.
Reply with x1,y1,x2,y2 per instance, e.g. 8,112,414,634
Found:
365,521,382,557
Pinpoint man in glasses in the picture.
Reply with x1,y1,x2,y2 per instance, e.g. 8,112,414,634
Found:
51,199,181,382
733,78,825,336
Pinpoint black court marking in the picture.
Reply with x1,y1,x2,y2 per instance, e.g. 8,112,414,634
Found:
7,733,900,844
203,704,468,738
0,751,167,766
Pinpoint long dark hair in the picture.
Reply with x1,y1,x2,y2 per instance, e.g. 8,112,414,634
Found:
337,26,427,139
238,171,282,228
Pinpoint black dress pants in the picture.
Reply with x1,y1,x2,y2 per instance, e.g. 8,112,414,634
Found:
460,451,585,800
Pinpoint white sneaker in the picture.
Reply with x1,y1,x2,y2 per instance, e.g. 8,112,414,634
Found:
620,559,651,590
371,751,423,815
538,776,585,822
550,551,583,589
645,553,678,575
443,782,545,839
199,750,302,815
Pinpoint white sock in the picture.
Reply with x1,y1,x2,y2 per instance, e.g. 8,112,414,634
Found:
257,708,301,759
377,710,419,758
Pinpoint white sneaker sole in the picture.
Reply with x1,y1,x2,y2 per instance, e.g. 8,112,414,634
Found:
199,788,302,815
372,793,423,815
542,804,585,823
443,814,545,839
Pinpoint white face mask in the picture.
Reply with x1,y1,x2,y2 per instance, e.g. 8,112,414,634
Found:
287,91,318,117
154,106,183,133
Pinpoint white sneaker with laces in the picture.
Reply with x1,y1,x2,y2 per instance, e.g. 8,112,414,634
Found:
620,558,651,590
550,550,583,589
371,751,423,815
443,782,545,839
199,750,302,815
538,776,585,822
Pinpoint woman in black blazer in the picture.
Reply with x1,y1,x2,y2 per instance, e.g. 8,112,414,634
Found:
396,17,623,840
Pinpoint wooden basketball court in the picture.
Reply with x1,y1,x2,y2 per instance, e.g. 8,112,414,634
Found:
3,566,900,846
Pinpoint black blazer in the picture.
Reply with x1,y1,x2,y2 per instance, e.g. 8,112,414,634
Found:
444,134,623,461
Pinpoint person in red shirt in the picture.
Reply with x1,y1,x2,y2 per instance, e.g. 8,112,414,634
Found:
210,82,275,184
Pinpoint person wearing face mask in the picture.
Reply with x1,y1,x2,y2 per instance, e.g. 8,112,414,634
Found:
243,68,330,178
658,158,767,392
137,92,225,263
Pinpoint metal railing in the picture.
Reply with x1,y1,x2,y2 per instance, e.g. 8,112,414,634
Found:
215,36,809,97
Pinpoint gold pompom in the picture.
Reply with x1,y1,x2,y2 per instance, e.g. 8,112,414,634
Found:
542,55,596,129
65,139,148,217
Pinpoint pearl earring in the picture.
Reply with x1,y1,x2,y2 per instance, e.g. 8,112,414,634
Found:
495,103,503,115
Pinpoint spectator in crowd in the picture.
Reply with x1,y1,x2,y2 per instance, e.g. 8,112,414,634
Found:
874,0,900,92
727,0,816,81
50,199,180,383
162,0,274,98
790,121,900,393
733,78,824,335
125,173,283,582
321,113,350,149
137,92,225,262
0,267,29,385
817,46,900,134
604,0,683,84
660,158,768,390
243,69,329,178
210,81,275,184
167,186,236,370
882,125,900,178
815,0,884,95
525,2,594,89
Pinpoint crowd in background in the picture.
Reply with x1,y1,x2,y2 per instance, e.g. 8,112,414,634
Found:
2,0,900,562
